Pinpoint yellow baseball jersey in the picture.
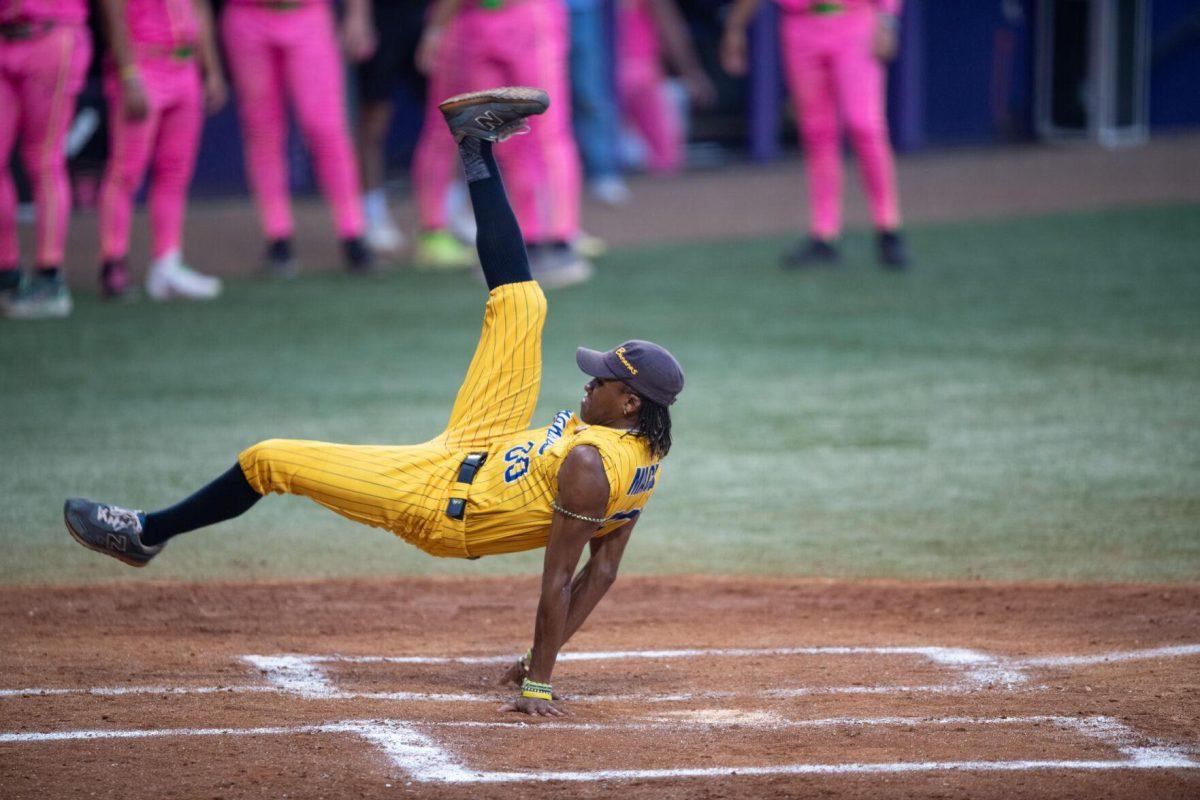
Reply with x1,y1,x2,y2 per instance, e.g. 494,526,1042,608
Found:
238,281,663,559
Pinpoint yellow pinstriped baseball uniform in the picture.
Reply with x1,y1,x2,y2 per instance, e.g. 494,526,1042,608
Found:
238,281,663,559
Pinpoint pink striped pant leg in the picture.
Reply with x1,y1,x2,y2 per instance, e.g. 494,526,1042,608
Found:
147,64,204,258
501,0,580,243
9,26,91,267
282,3,363,238
412,14,472,233
222,5,292,239
99,71,163,261
830,10,900,232
617,56,682,174
0,64,20,270
781,16,842,240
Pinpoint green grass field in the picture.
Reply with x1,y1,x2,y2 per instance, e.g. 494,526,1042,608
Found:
3,203,1198,586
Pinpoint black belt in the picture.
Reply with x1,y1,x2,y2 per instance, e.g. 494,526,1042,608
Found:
0,20,54,41
445,452,487,520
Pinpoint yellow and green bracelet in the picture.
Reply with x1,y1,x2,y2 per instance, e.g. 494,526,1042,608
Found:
521,678,553,701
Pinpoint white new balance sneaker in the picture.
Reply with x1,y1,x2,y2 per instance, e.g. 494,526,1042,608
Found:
365,216,404,255
146,253,222,301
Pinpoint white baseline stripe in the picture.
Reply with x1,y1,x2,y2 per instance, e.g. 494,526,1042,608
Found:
1015,644,1200,668
446,759,1199,783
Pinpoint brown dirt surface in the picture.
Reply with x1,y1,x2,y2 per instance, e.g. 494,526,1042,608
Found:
2,576,1198,799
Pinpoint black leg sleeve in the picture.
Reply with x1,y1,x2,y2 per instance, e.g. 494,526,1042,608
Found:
458,138,532,290
141,463,262,546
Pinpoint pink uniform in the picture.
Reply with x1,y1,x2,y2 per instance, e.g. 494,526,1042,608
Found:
776,0,901,239
0,0,91,270
220,0,363,240
99,0,204,262
414,0,581,243
616,0,682,174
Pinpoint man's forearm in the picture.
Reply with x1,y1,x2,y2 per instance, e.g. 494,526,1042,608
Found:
528,576,572,682
559,560,616,646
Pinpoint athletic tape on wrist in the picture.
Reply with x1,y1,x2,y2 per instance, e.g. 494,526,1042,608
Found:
521,678,553,701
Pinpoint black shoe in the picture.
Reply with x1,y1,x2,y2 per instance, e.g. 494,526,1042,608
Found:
64,498,162,568
781,238,840,270
342,236,374,274
878,230,909,270
439,86,550,143
0,269,20,313
100,259,132,299
264,238,296,279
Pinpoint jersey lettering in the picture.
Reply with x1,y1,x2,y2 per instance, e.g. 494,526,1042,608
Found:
608,509,641,524
538,409,573,455
503,441,536,483
627,464,659,496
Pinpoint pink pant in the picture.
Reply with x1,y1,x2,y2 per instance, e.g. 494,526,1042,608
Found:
413,0,580,243
781,8,900,239
617,58,682,174
99,57,203,261
220,2,363,240
617,3,681,174
0,23,91,269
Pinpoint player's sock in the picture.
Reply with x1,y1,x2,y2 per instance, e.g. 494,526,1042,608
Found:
141,463,262,546
458,138,531,290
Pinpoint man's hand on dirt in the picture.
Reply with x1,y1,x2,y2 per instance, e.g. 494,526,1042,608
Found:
499,696,568,717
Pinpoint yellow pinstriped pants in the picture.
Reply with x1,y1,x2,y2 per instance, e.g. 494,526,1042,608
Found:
238,281,547,557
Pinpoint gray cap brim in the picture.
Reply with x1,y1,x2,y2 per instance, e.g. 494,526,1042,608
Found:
575,347,621,380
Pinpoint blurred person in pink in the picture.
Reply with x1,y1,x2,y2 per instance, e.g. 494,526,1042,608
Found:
0,0,92,319
723,0,908,269
617,0,713,175
98,0,227,301
220,0,376,276
411,0,587,287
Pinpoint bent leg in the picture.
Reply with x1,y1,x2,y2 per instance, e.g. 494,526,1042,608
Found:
238,438,454,537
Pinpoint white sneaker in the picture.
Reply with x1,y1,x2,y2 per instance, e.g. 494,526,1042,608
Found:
365,216,404,255
589,175,631,206
146,255,222,301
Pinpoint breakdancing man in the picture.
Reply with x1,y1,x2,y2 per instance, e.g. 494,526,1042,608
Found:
65,87,684,717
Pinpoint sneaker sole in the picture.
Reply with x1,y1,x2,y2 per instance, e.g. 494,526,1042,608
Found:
63,504,150,568
438,86,549,115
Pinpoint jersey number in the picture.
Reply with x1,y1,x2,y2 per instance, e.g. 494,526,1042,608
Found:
503,441,536,483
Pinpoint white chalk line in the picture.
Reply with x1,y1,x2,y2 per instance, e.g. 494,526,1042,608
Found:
6,642,1194,704
3,715,1196,781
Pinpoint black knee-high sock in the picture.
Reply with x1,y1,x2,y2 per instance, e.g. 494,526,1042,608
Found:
458,138,532,290
141,463,262,547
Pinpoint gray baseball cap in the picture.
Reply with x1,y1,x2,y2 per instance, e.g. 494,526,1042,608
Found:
575,340,684,407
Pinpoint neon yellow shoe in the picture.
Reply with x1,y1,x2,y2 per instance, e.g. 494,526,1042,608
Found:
413,229,475,270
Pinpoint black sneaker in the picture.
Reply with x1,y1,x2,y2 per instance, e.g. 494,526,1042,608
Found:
342,236,374,274
781,238,840,270
878,230,909,270
63,498,162,568
439,87,549,143
0,269,20,313
100,259,132,299
264,238,296,279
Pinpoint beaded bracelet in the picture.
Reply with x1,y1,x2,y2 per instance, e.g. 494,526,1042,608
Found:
521,678,553,701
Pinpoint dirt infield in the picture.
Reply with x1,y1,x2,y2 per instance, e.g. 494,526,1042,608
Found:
2,577,1198,798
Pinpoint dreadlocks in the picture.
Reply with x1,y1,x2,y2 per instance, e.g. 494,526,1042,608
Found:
634,396,672,459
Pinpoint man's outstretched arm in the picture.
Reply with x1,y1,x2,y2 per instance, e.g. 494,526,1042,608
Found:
499,522,634,688
500,446,608,716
